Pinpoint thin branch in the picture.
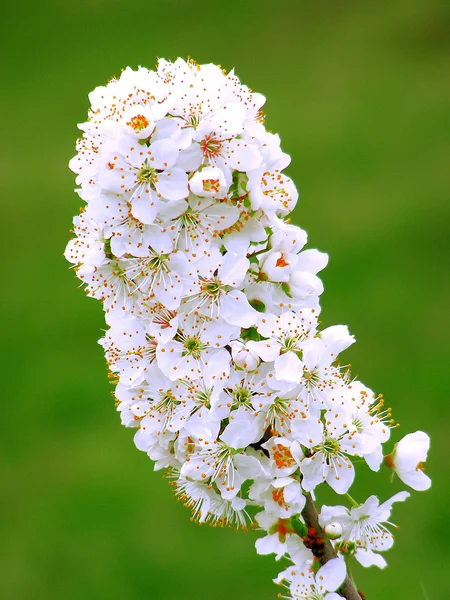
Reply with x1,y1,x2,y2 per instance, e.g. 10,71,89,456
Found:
301,492,363,600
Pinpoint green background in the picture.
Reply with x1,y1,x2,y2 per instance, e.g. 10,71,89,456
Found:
2,0,449,598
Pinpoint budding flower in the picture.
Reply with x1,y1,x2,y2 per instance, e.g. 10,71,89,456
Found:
270,220,307,254
231,341,260,371
189,166,229,198
324,522,343,540
289,270,324,299
387,431,431,491
259,250,293,282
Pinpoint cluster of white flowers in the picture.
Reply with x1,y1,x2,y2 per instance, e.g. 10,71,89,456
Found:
66,58,431,599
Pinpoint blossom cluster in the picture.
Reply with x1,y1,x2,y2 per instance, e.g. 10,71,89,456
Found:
66,58,431,599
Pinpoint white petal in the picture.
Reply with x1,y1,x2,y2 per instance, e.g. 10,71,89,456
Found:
295,249,329,274
300,454,327,491
274,352,304,383
326,458,355,494
131,190,158,224
219,252,249,287
148,139,179,170
225,138,262,170
247,339,281,362
316,557,346,592
398,469,431,491
156,169,189,201
220,291,258,328
363,445,383,471
355,548,387,569
175,143,203,171
220,413,260,448
320,325,355,355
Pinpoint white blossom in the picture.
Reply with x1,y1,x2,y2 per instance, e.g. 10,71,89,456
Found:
388,431,431,491
66,57,431,598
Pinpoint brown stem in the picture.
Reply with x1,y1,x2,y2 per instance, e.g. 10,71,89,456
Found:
301,492,363,600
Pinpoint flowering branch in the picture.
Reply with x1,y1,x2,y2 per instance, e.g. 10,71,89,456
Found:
301,493,362,600
66,57,431,600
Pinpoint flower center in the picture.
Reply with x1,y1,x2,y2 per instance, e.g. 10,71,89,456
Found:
271,488,286,507
147,253,169,272
127,114,150,131
138,166,157,184
281,334,302,353
272,443,296,469
303,368,320,389
183,336,204,359
203,178,220,193
275,255,289,268
232,386,252,407
319,437,341,456
200,277,222,298
200,134,223,159
269,518,295,542
156,390,180,412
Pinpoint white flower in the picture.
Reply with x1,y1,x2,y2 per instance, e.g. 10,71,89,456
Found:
250,309,318,384
320,491,410,569
67,58,428,595
179,426,263,499
248,166,298,216
231,340,260,371
210,363,275,427
156,313,237,381
279,557,347,600
263,437,304,476
250,474,305,518
255,511,303,560
388,431,431,491
292,408,359,494
65,212,107,267
158,194,239,259
99,137,189,224
188,166,230,198
181,245,258,327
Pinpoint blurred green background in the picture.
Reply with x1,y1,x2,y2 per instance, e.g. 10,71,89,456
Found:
2,0,449,598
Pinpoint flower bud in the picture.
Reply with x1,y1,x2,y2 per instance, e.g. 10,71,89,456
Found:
259,251,293,282
389,431,431,491
289,271,324,299
231,341,260,371
270,221,308,254
189,166,229,198
325,522,343,540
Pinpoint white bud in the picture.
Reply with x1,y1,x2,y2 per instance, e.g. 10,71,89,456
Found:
390,431,431,491
270,221,307,254
289,271,324,299
325,522,343,540
189,166,229,198
231,341,260,371
259,250,293,282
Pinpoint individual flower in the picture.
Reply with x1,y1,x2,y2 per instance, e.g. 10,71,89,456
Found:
99,137,189,224
386,431,431,491
180,245,258,327
250,309,318,384
230,340,260,371
156,313,238,381
158,194,239,259
276,556,347,600
319,491,410,568
188,166,231,198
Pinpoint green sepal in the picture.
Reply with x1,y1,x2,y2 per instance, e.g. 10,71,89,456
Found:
281,282,292,297
292,516,308,537
241,327,262,342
